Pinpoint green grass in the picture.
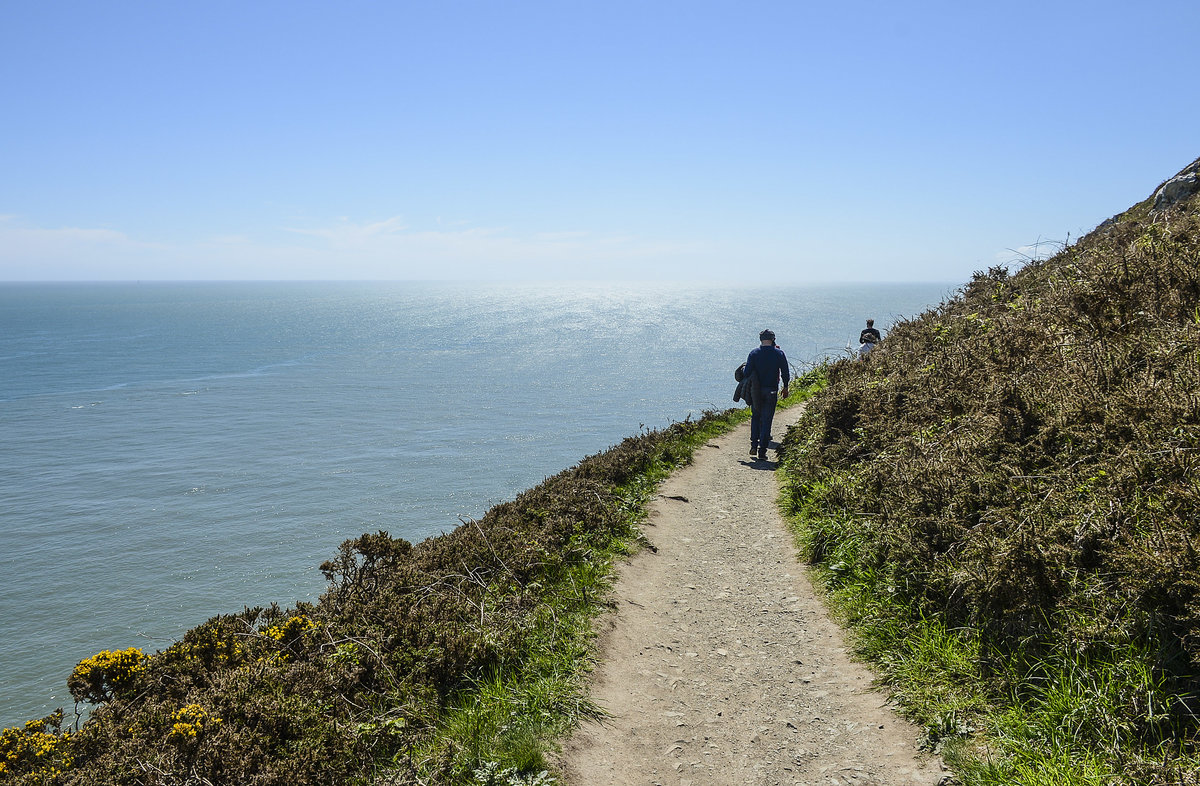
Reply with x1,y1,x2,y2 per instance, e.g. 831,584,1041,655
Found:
792,505,990,745
409,371,828,784
784,444,1200,784
408,553,613,782
397,411,750,783
0,368,824,786
774,171,1200,785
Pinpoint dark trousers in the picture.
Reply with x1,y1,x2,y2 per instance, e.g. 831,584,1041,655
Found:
750,389,778,448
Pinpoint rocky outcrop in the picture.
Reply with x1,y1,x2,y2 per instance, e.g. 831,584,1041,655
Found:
1152,156,1200,212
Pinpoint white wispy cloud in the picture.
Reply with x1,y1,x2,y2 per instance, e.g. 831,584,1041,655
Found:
0,214,712,281
0,217,169,280
271,216,706,279
283,216,410,244
0,216,137,247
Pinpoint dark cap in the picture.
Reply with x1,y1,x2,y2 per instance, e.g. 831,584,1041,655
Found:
759,329,775,341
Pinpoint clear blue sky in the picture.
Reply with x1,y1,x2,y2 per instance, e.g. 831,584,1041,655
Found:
2,1,1197,283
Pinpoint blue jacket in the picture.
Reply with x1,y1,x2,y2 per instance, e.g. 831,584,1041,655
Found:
744,345,789,393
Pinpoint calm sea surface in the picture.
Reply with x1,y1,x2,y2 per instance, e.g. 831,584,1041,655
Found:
0,280,951,727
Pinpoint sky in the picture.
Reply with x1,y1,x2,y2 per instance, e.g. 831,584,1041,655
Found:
2,1,1197,284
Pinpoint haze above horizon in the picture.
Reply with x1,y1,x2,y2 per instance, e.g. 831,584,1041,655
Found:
3,1,1197,283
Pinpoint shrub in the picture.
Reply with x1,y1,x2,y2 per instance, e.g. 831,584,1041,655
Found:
781,156,1200,783
0,406,757,785
0,712,73,782
66,648,146,705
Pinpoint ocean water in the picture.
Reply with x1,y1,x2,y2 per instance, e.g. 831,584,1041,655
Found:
0,280,952,727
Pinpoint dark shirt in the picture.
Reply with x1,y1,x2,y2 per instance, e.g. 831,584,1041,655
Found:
860,327,881,344
744,345,789,393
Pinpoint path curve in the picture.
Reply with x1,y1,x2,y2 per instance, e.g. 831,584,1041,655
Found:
561,405,947,785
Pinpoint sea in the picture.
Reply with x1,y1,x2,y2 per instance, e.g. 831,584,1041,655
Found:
0,280,952,728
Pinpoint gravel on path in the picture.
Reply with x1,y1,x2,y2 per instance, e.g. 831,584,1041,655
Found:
561,404,948,785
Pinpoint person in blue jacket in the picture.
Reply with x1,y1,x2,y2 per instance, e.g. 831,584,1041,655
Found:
744,329,790,461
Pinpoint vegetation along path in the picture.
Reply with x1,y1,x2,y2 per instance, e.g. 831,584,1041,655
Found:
562,405,948,785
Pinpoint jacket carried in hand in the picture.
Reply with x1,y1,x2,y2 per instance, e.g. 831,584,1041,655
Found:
733,363,750,403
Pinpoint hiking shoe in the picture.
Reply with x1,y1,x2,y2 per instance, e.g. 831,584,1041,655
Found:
749,445,758,455
757,451,768,461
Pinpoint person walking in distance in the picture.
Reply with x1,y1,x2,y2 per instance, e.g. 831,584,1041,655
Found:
859,318,881,357
745,329,790,461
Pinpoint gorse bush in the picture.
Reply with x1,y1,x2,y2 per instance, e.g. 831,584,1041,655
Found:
0,408,758,785
166,703,221,744
782,157,1200,783
0,713,73,782
66,649,146,706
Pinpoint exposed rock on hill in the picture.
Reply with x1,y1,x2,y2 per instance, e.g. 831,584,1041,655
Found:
1154,156,1200,212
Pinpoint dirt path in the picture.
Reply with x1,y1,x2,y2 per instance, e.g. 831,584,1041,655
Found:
561,405,948,786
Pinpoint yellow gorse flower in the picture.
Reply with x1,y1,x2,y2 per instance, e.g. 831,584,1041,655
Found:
254,615,321,665
72,648,146,683
68,647,147,703
166,624,246,670
166,704,222,743
263,615,319,642
0,720,73,778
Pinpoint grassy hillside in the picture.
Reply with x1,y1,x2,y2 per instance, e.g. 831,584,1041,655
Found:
0,405,772,786
781,157,1200,784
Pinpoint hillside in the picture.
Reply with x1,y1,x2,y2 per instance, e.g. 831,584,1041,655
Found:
781,156,1200,784
0,410,757,785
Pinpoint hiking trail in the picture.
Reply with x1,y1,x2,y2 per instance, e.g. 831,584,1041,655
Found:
561,404,948,785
